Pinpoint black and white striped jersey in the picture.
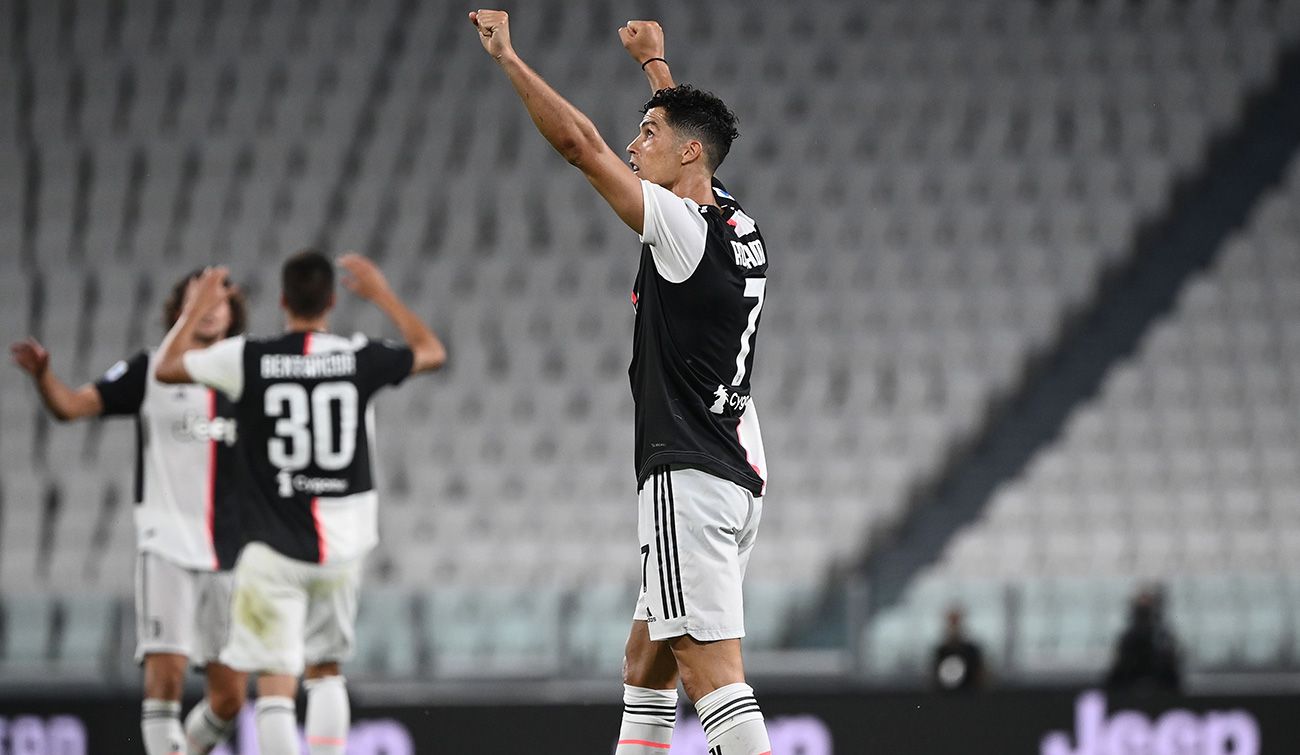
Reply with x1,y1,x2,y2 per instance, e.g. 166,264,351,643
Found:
183,331,412,565
629,177,769,497
94,350,243,571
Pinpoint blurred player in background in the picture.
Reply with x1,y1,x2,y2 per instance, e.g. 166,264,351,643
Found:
472,11,772,754
10,271,249,755
154,251,445,755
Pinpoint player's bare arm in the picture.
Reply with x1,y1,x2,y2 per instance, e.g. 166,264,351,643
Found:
470,9,646,233
338,253,447,374
9,338,104,420
619,20,677,92
156,267,232,384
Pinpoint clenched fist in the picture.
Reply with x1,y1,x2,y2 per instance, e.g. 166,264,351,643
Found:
469,9,515,61
618,20,665,66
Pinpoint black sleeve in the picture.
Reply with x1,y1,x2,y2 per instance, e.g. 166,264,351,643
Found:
359,340,415,392
94,350,150,416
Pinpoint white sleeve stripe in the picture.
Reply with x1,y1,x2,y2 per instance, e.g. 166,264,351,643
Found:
182,337,245,401
639,179,708,284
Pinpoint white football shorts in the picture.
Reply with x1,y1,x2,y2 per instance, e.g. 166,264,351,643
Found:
219,542,362,676
634,466,763,642
134,550,234,666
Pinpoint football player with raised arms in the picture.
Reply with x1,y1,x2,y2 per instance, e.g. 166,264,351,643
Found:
471,11,772,754
155,252,446,755
11,271,249,755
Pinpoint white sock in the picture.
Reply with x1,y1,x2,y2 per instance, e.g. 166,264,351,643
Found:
305,675,350,755
141,699,185,755
183,699,235,755
695,682,771,755
615,685,677,753
254,696,298,755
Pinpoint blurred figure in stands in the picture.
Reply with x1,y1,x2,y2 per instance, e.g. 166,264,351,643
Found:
1105,586,1183,694
931,605,987,693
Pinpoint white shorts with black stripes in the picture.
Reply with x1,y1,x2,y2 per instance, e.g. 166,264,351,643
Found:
134,550,234,666
634,466,763,642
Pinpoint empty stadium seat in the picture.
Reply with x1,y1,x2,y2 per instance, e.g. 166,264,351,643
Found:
2,0,1298,678
875,153,1300,675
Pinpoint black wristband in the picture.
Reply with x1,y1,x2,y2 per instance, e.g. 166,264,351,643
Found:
641,57,667,70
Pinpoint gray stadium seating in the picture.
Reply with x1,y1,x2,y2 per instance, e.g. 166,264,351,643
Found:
868,153,1300,676
2,0,1299,678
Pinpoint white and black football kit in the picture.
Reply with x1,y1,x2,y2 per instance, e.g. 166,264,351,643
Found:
630,177,770,642
182,331,412,675
94,350,242,664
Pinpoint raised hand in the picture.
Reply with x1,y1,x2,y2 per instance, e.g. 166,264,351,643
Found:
10,338,50,377
338,252,393,302
339,252,445,372
469,9,515,61
618,20,664,65
184,267,232,320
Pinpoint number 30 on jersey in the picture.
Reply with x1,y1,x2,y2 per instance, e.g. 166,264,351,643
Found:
264,381,359,496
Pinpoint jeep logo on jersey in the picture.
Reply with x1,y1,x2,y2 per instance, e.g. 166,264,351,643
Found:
172,413,237,445
709,385,752,417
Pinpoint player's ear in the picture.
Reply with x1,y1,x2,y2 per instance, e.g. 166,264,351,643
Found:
681,139,704,167
327,292,337,311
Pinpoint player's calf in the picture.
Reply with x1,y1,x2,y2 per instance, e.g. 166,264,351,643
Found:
617,620,682,753
142,653,188,755
669,638,770,755
183,663,245,755
183,700,235,755
143,652,189,702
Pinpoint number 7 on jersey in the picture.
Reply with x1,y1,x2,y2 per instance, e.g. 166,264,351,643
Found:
732,277,766,386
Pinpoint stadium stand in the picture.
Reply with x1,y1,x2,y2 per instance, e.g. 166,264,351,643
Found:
868,152,1300,677
2,0,1299,681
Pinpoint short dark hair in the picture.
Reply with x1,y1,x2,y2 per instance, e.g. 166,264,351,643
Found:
642,84,740,172
281,249,335,318
163,269,248,337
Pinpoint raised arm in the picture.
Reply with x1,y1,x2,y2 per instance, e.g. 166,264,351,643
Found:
470,9,645,233
156,267,231,384
9,339,104,420
338,253,446,375
619,20,677,93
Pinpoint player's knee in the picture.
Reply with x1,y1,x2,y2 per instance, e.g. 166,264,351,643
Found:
257,673,299,699
621,654,637,686
677,665,739,704
143,655,187,700
208,685,245,721
305,662,341,680
675,664,705,703
623,647,678,690
144,677,185,701
670,640,746,703
622,643,653,687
